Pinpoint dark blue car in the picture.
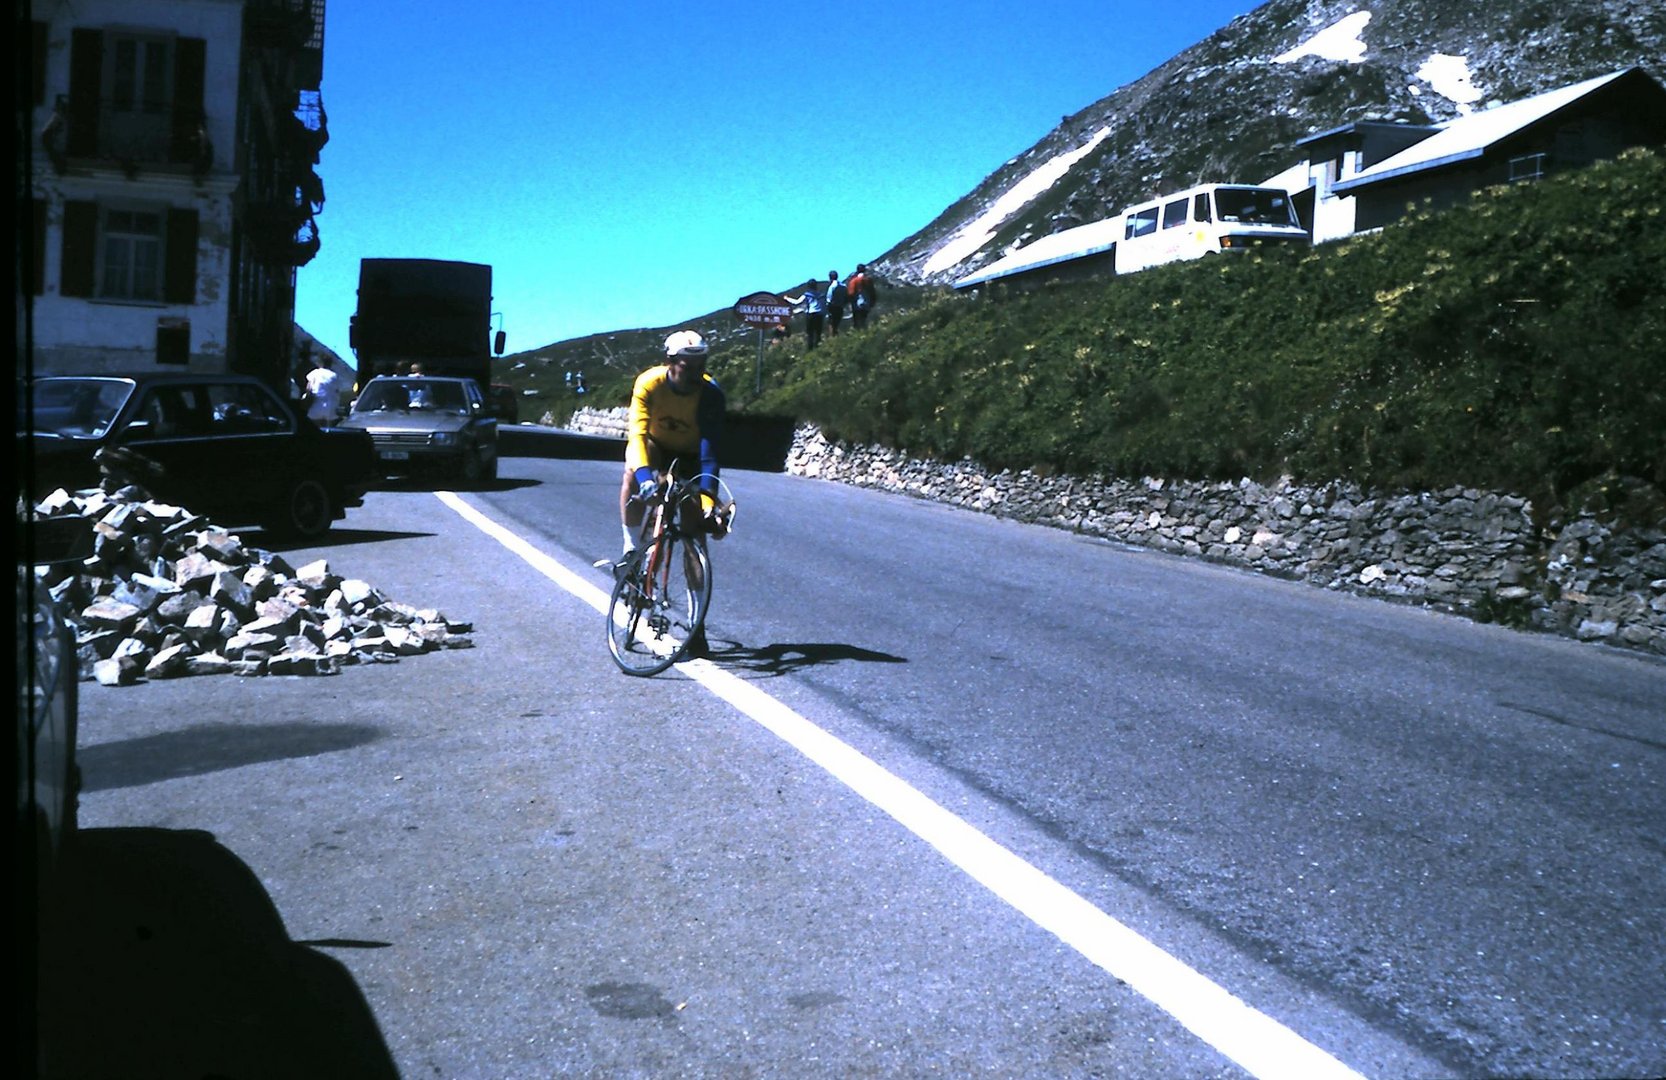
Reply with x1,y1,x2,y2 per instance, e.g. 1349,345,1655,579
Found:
22,372,375,538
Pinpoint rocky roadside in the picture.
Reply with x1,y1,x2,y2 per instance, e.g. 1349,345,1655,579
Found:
780,427,1666,656
25,482,473,687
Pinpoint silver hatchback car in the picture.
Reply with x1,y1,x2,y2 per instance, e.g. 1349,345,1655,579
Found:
341,376,499,486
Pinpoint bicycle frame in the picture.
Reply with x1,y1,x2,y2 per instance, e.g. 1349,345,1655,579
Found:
606,465,729,676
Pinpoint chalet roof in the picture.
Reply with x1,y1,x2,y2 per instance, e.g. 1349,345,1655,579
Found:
1331,68,1639,193
1296,119,1438,148
953,216,1122,290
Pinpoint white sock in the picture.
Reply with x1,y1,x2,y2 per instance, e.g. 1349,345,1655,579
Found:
621,524,636,555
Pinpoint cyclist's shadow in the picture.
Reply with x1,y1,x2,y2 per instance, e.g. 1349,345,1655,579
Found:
702,640,907,676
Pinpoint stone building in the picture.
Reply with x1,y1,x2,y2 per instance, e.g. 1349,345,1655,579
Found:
26,0,328,391
1303,66,1666,242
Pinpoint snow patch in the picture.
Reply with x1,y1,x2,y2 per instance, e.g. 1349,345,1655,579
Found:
1416,52,1483,112
922,128,1111,276
1273,10,1371,64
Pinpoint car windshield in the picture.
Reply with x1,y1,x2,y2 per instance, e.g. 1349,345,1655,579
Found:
353,379,470,415
25,378,135,438
1214,188,1297,227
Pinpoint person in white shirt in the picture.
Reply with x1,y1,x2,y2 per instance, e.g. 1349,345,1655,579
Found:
303,357,342,424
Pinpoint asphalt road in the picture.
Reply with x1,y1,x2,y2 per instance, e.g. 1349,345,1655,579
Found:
49,453,1666,1079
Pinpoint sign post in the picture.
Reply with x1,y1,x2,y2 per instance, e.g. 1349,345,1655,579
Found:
733,291,791,395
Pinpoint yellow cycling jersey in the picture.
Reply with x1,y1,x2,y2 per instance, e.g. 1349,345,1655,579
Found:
626,366,725,476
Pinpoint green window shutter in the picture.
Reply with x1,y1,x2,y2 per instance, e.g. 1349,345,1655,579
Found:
165,207,199,304
170,37,207,165
67,28,103,157
33,199,47,295
61,200,97,298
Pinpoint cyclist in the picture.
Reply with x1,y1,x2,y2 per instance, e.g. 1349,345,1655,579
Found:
609,329,728,654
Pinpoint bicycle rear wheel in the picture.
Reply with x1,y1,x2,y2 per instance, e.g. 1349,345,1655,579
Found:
605,533,712,676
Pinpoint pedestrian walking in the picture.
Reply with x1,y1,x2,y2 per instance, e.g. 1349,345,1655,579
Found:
823,270,846,336
784,277,827,350
848,264,877,330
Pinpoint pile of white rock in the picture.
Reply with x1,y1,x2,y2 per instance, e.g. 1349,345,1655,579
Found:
29,484,473,686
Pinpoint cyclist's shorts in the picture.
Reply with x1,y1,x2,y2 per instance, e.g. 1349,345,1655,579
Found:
640,438,703,482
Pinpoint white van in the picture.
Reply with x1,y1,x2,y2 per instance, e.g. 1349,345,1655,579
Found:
1115,184,1308,274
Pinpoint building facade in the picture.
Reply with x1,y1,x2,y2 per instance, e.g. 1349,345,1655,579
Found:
954,68,1666,291
1305,67,1666,244
27,0,326,391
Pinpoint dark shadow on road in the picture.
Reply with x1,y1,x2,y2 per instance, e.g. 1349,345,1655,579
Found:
499,426,625,461
37,827,399,1079
369,475,542,494
79,722,384,792
497,420,795,471
1498,700,1666,752
705,640,909,676
248,526,434,552
472,476,541,493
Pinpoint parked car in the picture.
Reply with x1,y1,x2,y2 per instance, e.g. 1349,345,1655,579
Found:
16,513,93,913
21,372,375,538
340,375,499,485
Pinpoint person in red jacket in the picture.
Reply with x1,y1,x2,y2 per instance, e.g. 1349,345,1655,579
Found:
848,264,877,330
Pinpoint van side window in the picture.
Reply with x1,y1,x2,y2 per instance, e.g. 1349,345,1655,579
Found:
1193,193,1212,223
1161,197,1189,230
1125,206,1159,239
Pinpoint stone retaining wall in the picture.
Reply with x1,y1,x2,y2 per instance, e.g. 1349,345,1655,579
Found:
783,427,1666,656
562,406,629,438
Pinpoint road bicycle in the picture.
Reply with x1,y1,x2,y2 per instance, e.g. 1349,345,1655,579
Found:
605,468,735,676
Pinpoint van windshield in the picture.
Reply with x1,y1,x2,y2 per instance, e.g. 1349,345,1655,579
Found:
1215,189,1297,227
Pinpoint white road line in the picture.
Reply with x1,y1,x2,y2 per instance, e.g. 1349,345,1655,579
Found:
436,491,1365,1080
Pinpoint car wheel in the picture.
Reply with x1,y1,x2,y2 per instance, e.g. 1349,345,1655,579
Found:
458,448,488,488
269,477,334,538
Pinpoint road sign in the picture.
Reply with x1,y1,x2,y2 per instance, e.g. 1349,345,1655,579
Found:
734,291,790,327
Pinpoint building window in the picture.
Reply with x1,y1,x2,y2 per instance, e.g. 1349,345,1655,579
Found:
100,207,165,301
60,201,197,303
103,34,174,161
109,35,173,115
1509,153,1546,181
67,29,206,167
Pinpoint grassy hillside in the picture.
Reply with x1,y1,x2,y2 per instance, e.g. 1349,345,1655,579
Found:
753,148,1666,511
498,149,1664,517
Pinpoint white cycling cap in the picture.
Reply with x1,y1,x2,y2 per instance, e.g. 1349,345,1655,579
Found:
664,329,708,357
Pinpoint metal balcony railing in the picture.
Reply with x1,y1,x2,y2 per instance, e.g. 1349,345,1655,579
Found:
247,0,326,89
41,95,213,177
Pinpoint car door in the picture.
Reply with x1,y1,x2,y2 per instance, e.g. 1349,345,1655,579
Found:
121,380,301,522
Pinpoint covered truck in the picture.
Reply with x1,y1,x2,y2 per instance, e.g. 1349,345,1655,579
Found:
349,258,508,408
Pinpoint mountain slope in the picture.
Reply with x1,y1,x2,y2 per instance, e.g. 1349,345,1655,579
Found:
876,0,1666,285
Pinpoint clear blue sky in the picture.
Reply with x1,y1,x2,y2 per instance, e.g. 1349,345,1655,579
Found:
294,1,1259,367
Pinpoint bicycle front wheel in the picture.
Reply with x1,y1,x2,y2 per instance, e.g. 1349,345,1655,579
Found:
605,534,712,676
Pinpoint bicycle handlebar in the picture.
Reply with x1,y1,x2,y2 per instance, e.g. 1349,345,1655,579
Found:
633,465,737,535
